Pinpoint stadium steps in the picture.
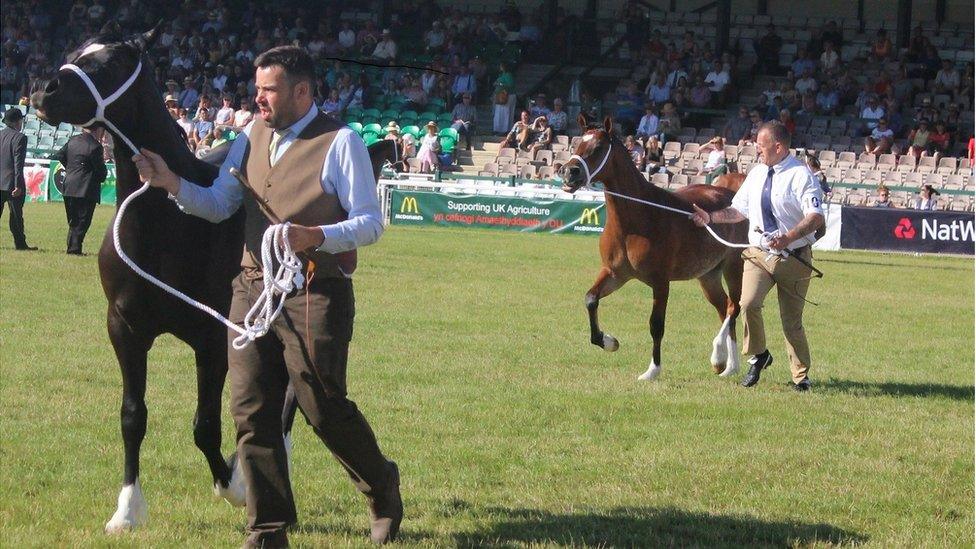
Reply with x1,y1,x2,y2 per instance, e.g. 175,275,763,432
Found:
513,64,557,99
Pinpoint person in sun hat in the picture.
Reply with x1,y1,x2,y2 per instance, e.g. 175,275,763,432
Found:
417,121,441,173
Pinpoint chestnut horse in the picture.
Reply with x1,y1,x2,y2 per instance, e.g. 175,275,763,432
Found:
560,115,749,381
32,23,401,533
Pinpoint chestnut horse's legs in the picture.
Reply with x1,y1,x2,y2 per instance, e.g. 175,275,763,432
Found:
721,254,744,377
638,282,669,381
699,268,735,374
585,267,625,352
105,310,151,533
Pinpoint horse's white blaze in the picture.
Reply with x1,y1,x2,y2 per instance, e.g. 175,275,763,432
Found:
719,335,740,377
637,362,661,381
581,133,595,142
214,457,247,507
602,334,619,352
105,480,147,533
710,317,732,368
78,43,106,59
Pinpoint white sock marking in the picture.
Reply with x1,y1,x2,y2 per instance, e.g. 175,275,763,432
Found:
105,480,148,533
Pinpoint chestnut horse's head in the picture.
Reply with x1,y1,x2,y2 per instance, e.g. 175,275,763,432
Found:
31,21,158,129
560,114,615,194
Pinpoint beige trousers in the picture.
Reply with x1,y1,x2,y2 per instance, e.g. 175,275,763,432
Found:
739,246,814,383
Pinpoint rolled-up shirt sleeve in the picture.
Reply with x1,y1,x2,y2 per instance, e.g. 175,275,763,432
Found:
173,128,248,222
318,128,384,253
796,172,826,216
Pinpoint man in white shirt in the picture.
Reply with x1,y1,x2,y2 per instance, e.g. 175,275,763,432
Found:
337,21,357,53
451,66,477,103
860,96,885,130
691,121,824,392
794,69,818,95
933,59,960,94
665,61,688,89
635,104,659,138
704,63,730,93
130,46,402,547
372,30,397,61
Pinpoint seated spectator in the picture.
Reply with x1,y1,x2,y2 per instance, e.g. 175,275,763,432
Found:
613,83,644,134
815,82,840,115
417,121,442,173
860,95,885,132
501,110,532,150
384,121,400,143
165,94,179,119
762,80,781,104
723,106,752,145
321,90,341,115
232,98,253,131
645,75,670,105
908,120,932,158
211,126,233,149
401,130,417,158
795,69,818,96
873,185,893,207
932,60,960,94
778,109,796,135
658,102,682,142
548,98,568,135
704,62,731,105
636,104,659,139
451,66,476,105
529,94,552,120
870,29,892,61
176,108,193,139
624,135,644,170
179,77,199,110
189,108,215,150
528,116,553,155
372,30,397,62
698,136,727,184
214,94,235,128
864,119,894,154
804,154,831,195
644,135,665,175
820,41,840,74
914,184,939,210
451,93,477,150
690,77,711,108
928,121,951,158
425,21,446,53
665,61,688,89
791,48,816,78
403,77,428,110
755,24,783,75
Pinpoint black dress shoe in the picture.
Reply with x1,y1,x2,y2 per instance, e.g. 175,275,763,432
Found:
793,378,811,392
368,461,403,544
741,350,772,387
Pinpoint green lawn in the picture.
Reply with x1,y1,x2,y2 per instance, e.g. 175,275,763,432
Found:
1,202,973,548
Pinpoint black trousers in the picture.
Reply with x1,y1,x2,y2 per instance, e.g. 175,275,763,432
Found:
228,273,392,545
0,190,28,249
64,196,97,254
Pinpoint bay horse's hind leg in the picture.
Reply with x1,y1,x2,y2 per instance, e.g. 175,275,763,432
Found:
105,311,151,533
720,253,744,377
699,268,735,375
586,267,625,352
638,282,669,381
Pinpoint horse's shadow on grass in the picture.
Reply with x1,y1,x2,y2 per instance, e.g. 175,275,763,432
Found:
818,378,974,401
453,505,866,548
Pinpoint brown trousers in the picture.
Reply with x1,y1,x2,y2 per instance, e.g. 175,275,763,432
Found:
740,246,814,383
228,273,391,544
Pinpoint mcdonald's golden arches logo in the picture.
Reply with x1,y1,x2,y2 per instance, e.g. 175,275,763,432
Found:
579,208,601,226
400,196,419,214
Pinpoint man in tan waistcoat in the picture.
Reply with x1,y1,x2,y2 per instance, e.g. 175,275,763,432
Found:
132,46,402,547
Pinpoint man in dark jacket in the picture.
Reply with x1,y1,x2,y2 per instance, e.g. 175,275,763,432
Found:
56,126,107,255
0,108,35,250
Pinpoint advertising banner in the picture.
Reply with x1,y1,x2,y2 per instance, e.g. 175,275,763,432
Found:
840,206,975,255
389,189,605,235
46,161,117,204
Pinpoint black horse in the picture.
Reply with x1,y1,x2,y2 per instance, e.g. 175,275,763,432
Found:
31,22,401,532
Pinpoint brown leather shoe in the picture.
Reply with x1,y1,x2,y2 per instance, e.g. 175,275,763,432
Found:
367,461,402,544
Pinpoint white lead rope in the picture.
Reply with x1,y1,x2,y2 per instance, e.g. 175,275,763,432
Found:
63,57,302,349
571,141,781,253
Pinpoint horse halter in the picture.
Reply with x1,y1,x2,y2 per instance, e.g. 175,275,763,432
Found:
568,138,613,188
59,58,143,154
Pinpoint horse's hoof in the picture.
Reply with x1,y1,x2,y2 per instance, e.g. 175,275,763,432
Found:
637,363,661,381
214,452,247,507
105,481,147,533
602,334,619,352
710,335,728,372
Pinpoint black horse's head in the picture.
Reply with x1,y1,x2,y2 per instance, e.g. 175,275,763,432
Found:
31,21,159,128
560,114,615,193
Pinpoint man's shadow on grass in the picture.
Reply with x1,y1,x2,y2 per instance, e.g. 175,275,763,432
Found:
818,378,974,401
453,506,866,548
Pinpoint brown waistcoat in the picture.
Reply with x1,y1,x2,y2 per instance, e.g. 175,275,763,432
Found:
240,112,356,278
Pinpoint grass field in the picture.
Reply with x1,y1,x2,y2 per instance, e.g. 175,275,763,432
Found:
1,202,973,548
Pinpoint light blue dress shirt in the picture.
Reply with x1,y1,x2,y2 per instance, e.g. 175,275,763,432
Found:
174,103,384,257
